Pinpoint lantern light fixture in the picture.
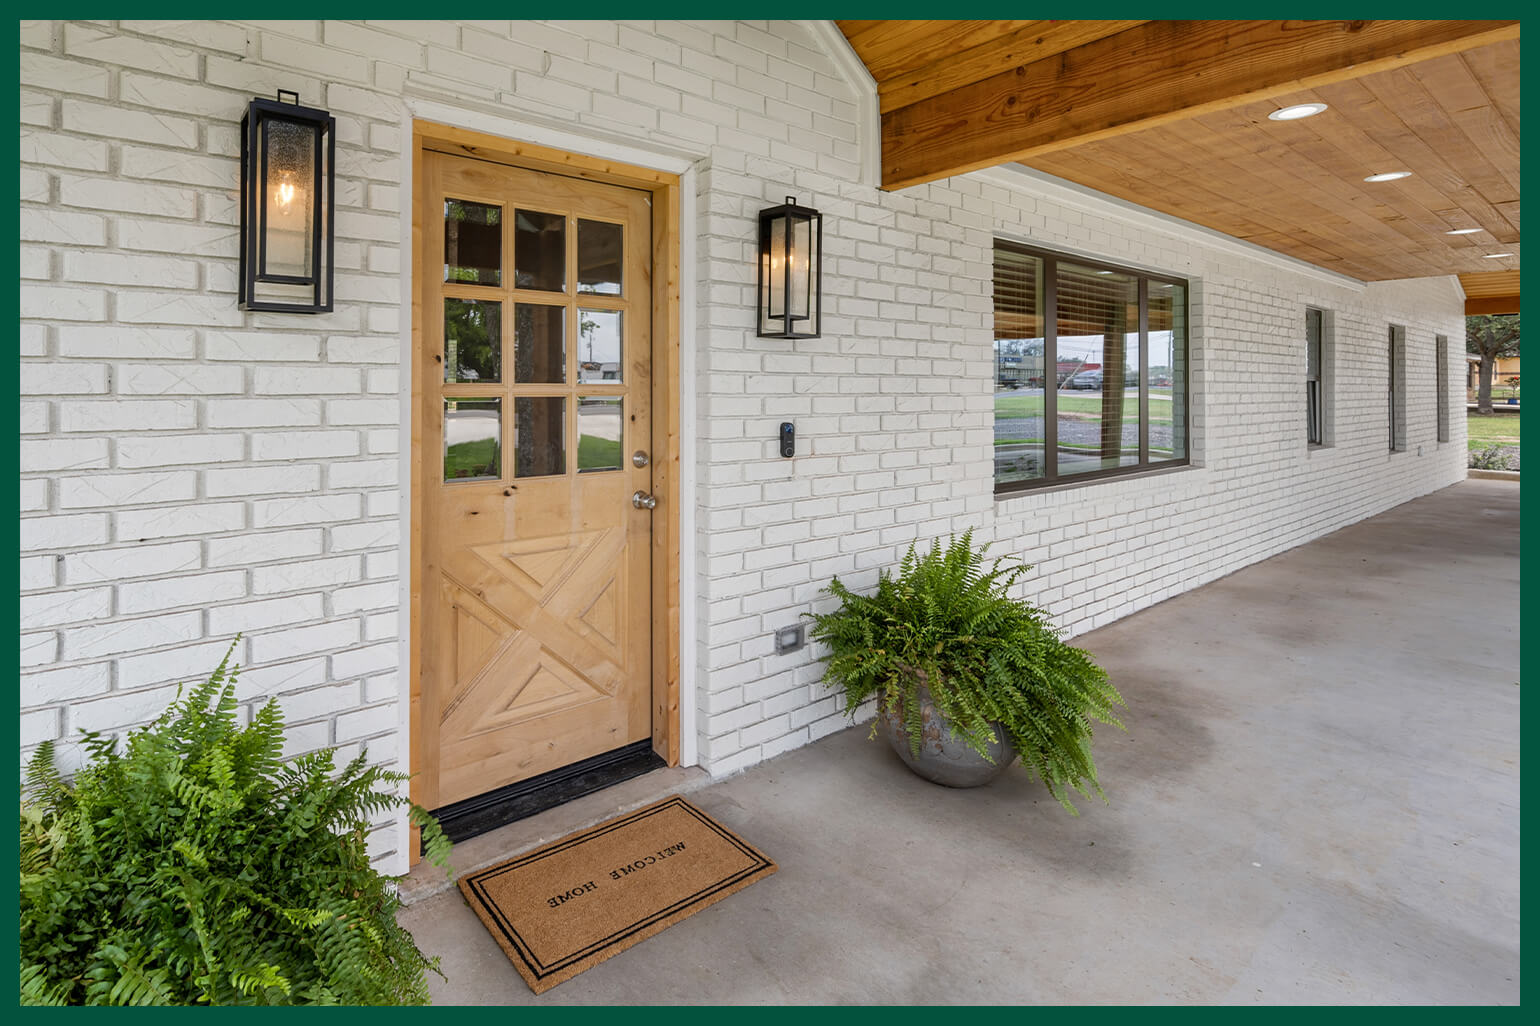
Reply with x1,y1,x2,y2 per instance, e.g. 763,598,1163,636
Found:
239,89,335,313
757,195,822,338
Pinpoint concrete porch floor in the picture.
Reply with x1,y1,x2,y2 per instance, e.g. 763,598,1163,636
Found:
399,479,1520,1004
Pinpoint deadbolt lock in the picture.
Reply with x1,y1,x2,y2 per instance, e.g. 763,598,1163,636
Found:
632,450,650,468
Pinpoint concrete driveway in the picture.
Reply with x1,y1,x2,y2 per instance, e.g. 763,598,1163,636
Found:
400,479,1520,1004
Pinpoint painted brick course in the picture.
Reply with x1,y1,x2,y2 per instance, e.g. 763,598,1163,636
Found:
20,20,1467,873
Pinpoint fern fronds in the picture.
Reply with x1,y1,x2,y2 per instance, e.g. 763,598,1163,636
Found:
18,641,451,1005
807,530,1125,813
20,961,73,1005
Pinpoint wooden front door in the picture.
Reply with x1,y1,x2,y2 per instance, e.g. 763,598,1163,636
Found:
417,149,654,810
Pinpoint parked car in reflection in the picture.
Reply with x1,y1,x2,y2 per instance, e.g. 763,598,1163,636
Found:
1067,370,1103,389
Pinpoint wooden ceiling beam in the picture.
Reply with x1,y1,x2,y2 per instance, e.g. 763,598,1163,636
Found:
1459,269,1520,295
880,19,1521,191
1460,271,1520,315
1466,296,1520,315
837,20,1041,82
866,21,1147,114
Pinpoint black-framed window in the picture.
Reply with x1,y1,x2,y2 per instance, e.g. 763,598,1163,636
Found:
1389,325,1407,452
994,240,1188,493
1306,308,1325,445
1435,335,1450,443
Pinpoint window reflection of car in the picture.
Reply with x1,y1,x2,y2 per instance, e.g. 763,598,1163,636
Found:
458,367,479,381
1067,370,1103,389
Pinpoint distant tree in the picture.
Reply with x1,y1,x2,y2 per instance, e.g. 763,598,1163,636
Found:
1467,314,1520,414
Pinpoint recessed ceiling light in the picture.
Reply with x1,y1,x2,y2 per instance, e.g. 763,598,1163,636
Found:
1268,102,1328,121
1445,228,1483,235
1483,253,1513,259
1363,171,1412,183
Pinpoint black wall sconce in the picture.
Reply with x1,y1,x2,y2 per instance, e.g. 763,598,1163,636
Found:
757,195,821,338
239,90,334,313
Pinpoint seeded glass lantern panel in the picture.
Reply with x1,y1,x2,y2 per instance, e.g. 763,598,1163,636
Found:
239,91,334,313
757,196,821,338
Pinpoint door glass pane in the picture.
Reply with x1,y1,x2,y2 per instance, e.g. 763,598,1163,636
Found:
444,199,501,286
514,304,565,384
577,309,623,383
577,397,622,472
1057,263,1140,475
444,298,500,384
515,397,565,478
577,219,623,295
1149,281,1186,462
514,210,565,292
444,397,500,481
994,246,1045,486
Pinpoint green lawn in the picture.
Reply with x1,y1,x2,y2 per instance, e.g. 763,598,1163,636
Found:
577,434,621,471
1467,410,1521,452
444,435,622,477
996,391,1173,426
445,439,498,479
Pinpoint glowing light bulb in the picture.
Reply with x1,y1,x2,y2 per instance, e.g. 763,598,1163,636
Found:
276,181,296,209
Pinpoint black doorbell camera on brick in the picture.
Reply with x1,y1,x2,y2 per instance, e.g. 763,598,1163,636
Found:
779,422,795,458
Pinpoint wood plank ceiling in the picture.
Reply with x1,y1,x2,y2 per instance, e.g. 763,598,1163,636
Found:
838,20,1520,312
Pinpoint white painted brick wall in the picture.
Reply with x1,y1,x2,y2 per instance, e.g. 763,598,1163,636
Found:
20,20,1468,872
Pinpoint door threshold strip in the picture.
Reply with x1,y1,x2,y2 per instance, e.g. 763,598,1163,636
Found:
428,740,667,847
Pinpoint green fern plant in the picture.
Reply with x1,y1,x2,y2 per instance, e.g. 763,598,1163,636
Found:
19,642,452,1005
806,529,1125,813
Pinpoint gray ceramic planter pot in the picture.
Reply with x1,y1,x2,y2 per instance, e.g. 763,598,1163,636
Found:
875,684,1016,787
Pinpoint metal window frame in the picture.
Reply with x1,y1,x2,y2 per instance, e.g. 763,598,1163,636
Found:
993,240,1190,496
1389,324,1406,452
1306,307,1325,446
1435,335,1450,443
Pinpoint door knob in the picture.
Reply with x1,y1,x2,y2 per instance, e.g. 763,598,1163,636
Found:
631,490,657,510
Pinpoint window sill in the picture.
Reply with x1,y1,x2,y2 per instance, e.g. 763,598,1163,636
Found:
994,460,1194,501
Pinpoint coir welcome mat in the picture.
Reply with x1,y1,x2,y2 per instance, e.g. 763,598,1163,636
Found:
458,795,777,994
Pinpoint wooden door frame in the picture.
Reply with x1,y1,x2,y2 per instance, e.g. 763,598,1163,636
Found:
409,121,682,833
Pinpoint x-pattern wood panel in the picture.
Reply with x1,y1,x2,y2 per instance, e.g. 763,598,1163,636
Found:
439,528,627,724
439,592,608,743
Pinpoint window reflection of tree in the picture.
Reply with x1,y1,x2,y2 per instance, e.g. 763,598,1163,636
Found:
444,199,500,285
514,210,565,291
445,299,498,383
516,397,564,478
514,305,564,384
